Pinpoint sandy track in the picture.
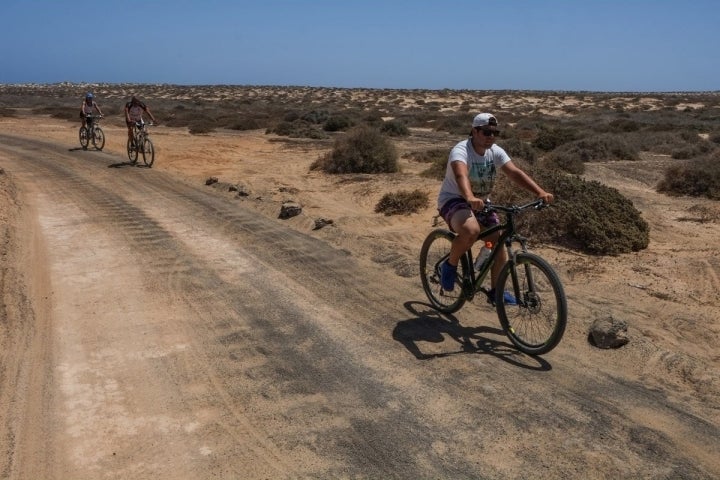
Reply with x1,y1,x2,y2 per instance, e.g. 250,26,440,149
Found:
1,132,719,479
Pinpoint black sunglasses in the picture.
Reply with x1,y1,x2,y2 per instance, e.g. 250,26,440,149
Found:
476,127,500,137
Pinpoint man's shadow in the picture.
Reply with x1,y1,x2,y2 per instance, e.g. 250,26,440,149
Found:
393,301,551,371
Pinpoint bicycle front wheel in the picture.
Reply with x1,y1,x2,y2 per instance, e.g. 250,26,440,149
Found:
92,127,105,150
79,127,89,149
495,252,567,355
127,138,138,162
419,229,466,313
141,138,155,167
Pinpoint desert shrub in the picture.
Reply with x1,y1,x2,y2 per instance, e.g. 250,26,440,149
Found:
0,107,16,117
284,111,300,122
670,140,714,159
434,114,472,135
268,120,327,139
492,168,650,255
417,149,450,180
33,105,77,121
709,132,720,144
323,115,354,132
230,118,262,130
374,189,429,215
188,118,217,134
310,125,398,174
532,125,582,151
497,137,538,164
544,152,585,174
380,119,410,136
302,109,330,124
608,118,641,132
657,153,720,199
553,134,638,162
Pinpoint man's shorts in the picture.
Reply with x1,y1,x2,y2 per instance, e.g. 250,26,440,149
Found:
439,197,499,231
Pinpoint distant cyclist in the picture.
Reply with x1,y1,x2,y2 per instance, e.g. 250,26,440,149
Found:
124,96,157,143
80,92,103,129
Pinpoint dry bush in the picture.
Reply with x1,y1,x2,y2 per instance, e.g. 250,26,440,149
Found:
375,189,429,216
416,149,450,180
492,166,650,255
310,125,398,174
380,119,410,137
546,134,639,174
532,125,582,152
657,153,720,200
497,136,538,164
323,115,354,132
268,120,327,139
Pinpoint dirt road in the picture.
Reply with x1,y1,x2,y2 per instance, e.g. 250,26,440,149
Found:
1,133,719,479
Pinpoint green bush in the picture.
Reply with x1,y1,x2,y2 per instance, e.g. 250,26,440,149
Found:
380,119,410,136
608,118,641,132
311,125,398,174
416,149,450,180
323,115,354,132
375,189,429,215
268,120,327,139
532,125,582,151
497,137,538,164
492,168,650,255
230,118,262,130
657,152,720,199
670,141,714,159
544,152,585,174
552,134,639,162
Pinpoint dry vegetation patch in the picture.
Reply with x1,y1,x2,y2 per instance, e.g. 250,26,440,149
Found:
2,83,720,255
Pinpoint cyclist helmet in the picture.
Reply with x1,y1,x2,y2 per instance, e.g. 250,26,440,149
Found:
86,92,94,99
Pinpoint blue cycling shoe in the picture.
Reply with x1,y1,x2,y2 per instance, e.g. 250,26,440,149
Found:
440,260,457,291
487,288,517,306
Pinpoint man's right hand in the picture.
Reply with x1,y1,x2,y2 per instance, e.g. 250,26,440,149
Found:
466,196,485,211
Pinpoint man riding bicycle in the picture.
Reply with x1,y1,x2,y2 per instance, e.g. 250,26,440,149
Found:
80,92,103,129
124,96,157,143
437,113,554,303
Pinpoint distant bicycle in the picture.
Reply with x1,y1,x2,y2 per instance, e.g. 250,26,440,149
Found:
127,121,155,167
79,114,105,150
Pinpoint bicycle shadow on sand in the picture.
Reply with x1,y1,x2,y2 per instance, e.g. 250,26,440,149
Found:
393,301,551,371
107,161,151,169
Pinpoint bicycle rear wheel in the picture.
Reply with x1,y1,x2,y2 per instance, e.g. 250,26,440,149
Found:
495,252,567,355
79,127,89,149
419,229,467,313
92,127,105,150
141,138,155,167
127,138,138,163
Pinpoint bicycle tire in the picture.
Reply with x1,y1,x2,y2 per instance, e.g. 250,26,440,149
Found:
419,229,467,313
141,138,155,167
495,252,567,355
92,127,105,150
127,138,138,163
79,127,89,149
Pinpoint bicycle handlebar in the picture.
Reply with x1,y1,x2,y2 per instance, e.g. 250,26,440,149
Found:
481,198,548,215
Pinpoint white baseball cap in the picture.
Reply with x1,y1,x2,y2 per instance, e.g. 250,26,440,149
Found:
472,113,498,128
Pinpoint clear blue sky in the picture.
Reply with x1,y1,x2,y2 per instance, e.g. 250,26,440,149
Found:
2,0,718,92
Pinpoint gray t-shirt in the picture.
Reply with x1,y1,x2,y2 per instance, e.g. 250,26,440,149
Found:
437,139,511,210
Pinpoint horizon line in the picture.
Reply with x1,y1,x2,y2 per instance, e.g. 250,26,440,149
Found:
1,81,719,96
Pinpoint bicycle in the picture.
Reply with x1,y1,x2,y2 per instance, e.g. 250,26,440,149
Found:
419,199,567,355
127,121,155,167
79,114,105,150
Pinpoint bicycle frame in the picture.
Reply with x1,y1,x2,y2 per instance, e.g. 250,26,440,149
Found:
462,200,543,300
132,122,146,143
